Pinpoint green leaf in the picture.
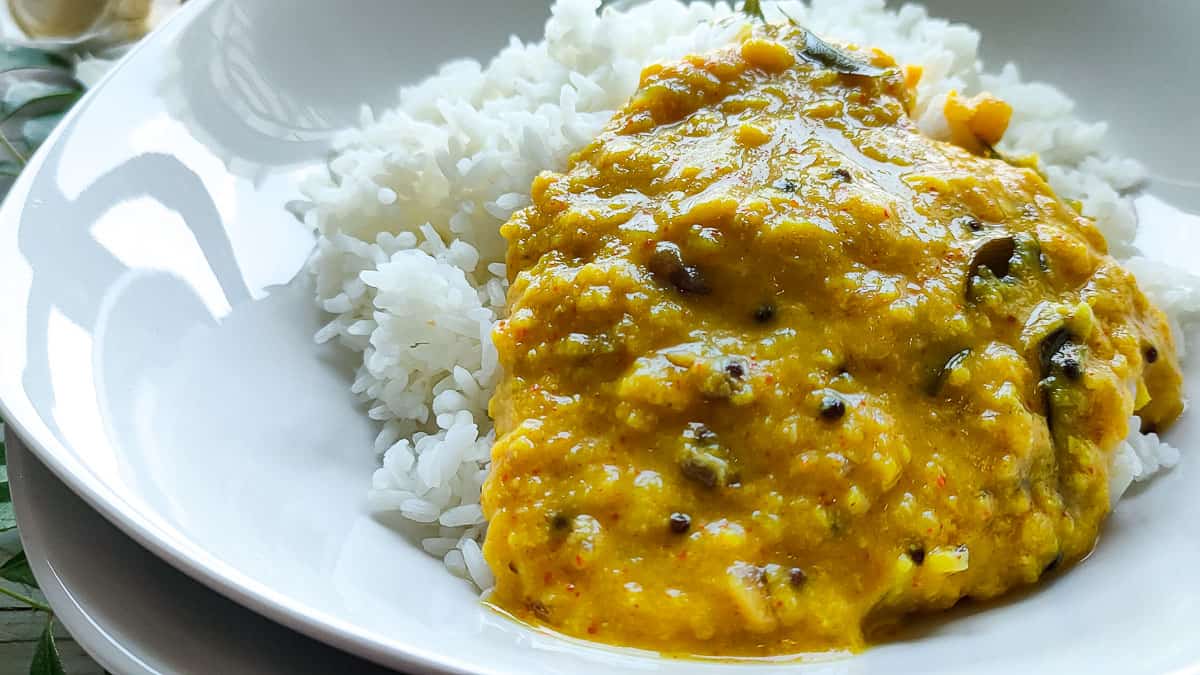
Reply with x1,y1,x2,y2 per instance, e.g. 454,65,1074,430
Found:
2,87,81,124
0,55,82,168
0,47,70,72
29,616,66,675
0,502,16,532
0,550,37,588
2,79,78,115
21,111,68,148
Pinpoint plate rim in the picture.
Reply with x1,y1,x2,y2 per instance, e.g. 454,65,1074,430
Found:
8,431,167,675
7,429,419,675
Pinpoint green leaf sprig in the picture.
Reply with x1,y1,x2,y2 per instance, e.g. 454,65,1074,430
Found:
740,1,886,77
30,614,67,675
0,47,84,182
742,0,765,21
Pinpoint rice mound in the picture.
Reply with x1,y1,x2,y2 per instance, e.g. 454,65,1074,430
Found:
301,0,1194,589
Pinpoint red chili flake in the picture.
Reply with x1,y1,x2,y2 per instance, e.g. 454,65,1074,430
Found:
937,474,946,488
587,625,599,635
575,555,583,567
611,513,620,521
544,572,554,584
678,551,688,560
883,208,891,218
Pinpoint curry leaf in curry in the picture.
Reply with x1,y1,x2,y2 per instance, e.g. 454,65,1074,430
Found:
928,348,972,396
742,1,886,78
742,0,765,22
981,141,1049,180
797,29,886,77
770,6,887,77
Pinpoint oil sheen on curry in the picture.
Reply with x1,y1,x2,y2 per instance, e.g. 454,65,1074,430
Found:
481,22,1183,656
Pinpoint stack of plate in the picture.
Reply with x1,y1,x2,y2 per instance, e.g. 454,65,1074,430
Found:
0,0,1196,673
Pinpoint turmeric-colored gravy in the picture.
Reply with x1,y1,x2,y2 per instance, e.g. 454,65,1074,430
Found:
481,24,1183,656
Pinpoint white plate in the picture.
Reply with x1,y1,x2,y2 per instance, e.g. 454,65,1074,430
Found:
6,431,400,675
0,1,1198,673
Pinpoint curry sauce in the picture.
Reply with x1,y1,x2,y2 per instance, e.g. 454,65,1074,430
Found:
481,23,1183,656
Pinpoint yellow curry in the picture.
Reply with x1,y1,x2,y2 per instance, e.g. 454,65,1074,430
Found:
481,22,1183,656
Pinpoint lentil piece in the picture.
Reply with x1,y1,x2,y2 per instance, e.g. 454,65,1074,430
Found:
680,453,726,488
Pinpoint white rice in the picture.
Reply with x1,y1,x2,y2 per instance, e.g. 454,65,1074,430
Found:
301,0,1195,589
